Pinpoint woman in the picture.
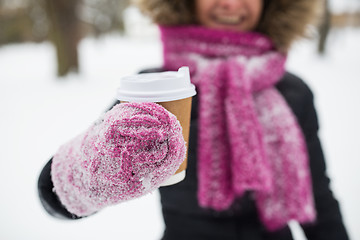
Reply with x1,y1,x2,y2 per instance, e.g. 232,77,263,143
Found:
38,0,350,239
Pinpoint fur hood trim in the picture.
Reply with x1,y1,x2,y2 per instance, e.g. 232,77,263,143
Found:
134,0,322,52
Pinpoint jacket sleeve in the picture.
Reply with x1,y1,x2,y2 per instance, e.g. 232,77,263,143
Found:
299,87,349,240
37,100,121,219
38,158,82,219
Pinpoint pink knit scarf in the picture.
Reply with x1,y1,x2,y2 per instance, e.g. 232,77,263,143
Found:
160,26,316,230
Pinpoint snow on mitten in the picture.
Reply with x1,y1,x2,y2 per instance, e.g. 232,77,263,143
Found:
51,102,186,217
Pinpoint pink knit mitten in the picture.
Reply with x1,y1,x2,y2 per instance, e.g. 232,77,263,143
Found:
51,102,186,216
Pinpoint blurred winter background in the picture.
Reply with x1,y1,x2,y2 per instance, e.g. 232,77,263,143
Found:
0,0,359,239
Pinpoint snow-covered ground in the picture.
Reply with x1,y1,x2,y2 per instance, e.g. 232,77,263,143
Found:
0,25,359,239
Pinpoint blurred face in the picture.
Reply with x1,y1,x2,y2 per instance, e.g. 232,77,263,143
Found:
195,0,263,32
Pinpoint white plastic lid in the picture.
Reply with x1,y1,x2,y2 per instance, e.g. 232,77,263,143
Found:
116,67,196,102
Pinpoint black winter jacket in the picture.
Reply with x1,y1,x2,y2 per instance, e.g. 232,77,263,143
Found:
38,71,349,240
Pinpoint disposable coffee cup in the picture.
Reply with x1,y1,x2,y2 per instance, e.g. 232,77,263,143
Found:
116,67,196,186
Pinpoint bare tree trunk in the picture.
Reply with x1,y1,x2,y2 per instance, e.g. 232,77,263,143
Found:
318,0,331,55
45,0,80,77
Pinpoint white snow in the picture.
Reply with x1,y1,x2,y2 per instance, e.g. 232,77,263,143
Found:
0,25,359,240
329,0,360,14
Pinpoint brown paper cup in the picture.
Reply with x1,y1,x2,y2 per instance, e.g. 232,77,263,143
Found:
117,67,196,186
157,97,192,174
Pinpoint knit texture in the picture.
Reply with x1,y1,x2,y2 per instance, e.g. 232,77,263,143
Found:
161,25,316,230
51,102,186,216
